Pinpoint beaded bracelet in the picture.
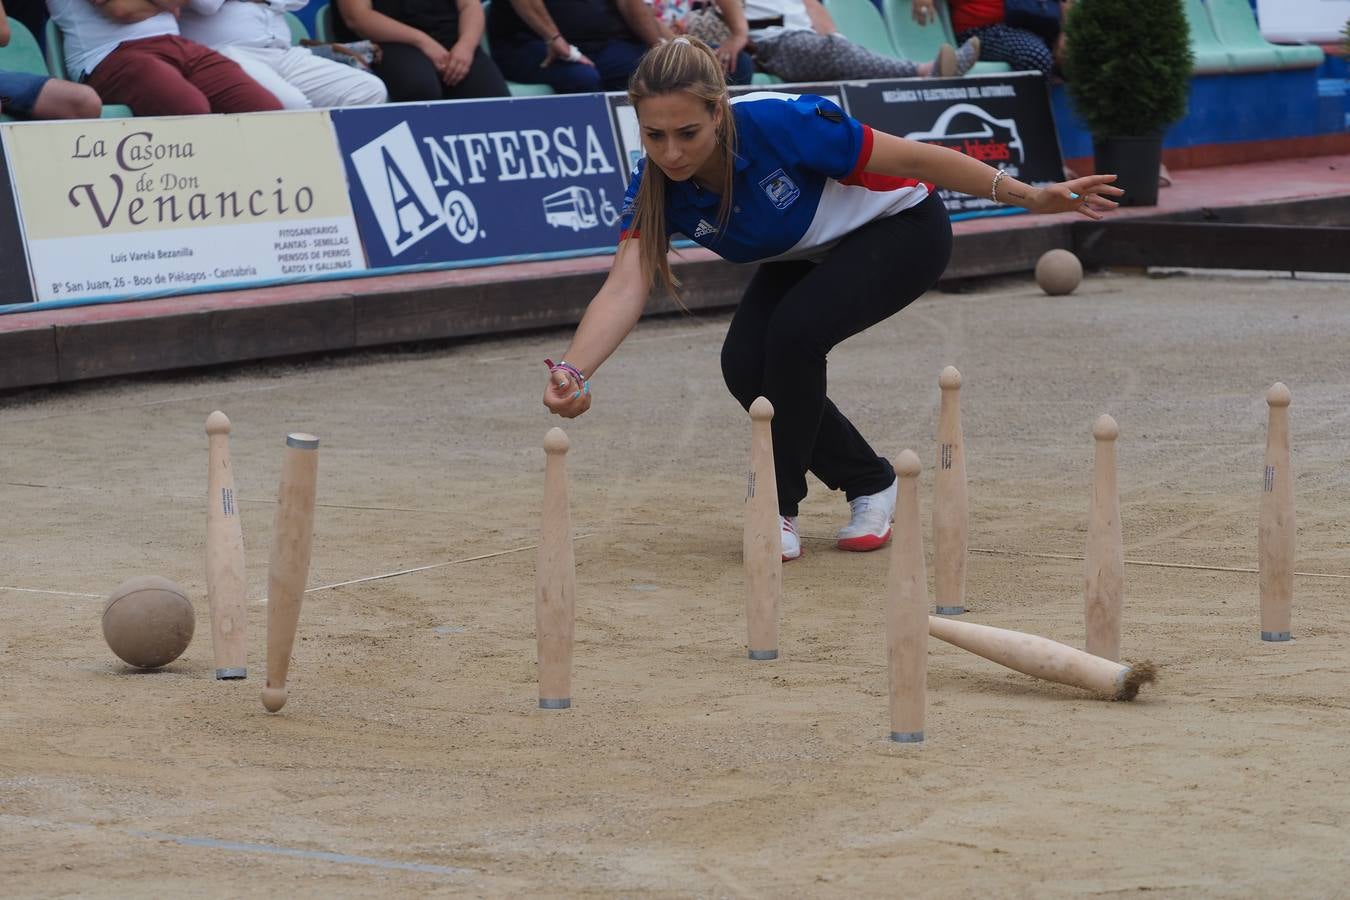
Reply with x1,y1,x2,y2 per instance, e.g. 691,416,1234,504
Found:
544,358,586,387
990,168,1007,204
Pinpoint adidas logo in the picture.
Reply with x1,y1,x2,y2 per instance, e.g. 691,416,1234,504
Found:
693,219,717,238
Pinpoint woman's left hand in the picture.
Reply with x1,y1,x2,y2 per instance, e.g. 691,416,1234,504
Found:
1031,174,1124,219
717,34,748,74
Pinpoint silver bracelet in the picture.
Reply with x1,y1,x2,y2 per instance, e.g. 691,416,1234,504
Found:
990,168,1007,204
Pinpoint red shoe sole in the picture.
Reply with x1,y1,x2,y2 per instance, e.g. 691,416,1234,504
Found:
836,528,892,552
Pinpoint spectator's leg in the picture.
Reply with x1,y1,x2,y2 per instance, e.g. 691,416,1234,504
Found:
32,79,102,119
958,23,1052,75
273,46,387,107
725,49,754,85
492,38,603,93
441,47,511,99
587,39,646,91
218,46,313,109
370,42,443,101
86,39,213,116
177,37,285,113
1,70,101,119
753,30,920,82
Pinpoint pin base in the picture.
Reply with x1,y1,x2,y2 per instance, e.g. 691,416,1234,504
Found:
889,731,924,743
1261,631,1292,642
539,698,571,709
748,649,778,660
935,606,966,616
215,667,247,680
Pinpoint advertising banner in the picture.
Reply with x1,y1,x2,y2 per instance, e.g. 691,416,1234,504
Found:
330,96,628,270
3,112,363,304
842,73,1064,217
0,131,35,306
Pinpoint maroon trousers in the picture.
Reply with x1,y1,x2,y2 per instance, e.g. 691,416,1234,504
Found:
86,34,282,116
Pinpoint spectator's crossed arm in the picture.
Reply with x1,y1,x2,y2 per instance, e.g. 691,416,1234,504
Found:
801,0,837,36
505,0,595,66
613,0,662,48
0,0,11,47
91,0,188,24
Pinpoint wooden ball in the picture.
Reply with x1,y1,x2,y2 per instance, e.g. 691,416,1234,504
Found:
1035,249,1083,296
102,576,195,669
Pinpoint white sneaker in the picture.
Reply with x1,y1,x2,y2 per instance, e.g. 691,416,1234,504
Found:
781,515,802,561
836,478,897,552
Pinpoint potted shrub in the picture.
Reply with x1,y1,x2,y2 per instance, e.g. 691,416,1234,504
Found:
1063,0,1195,206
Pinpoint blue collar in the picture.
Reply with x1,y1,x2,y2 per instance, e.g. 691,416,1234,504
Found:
669,150,750,211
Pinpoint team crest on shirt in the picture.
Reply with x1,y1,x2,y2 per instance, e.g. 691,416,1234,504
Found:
758,169,800,210
693,219,718,238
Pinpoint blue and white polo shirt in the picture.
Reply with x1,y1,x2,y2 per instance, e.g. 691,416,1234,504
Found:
618,91,932,264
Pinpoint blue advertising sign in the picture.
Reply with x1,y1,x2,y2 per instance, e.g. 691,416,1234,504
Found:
330,96,629,270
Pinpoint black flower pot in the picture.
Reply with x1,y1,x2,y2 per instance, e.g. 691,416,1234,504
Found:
1092,135,1163,207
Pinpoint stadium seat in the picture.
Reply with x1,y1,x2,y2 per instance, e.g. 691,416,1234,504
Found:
1181,0,1234,74
314,2,334,42
479,1,554,96
0,18,47,120
284,10,311,44
750,72,784,85
1206,0,1323,71
881,0,1009,74
40,19,134,117
823,0,904,57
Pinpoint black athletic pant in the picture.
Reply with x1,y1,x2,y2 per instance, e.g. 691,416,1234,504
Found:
373,43,511,102
720,191,953,517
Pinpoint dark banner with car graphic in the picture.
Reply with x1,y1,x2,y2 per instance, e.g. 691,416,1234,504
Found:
841,72,1063,218
330,96,629,271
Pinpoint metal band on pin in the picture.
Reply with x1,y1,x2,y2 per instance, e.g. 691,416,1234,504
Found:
889,731,924,743
539,698,571,709
935,606,966,616
748,649,778,660
286,433,320,450
1261,631,1292,642
215,667,247,680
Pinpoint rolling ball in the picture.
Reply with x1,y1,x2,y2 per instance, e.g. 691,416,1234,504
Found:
102,575,195,669
1035,249,1083,296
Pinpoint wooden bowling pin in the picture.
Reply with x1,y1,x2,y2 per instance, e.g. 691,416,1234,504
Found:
933,366,968,616
261,433,319,713
1085,414,1123,661
928,615,1156,701
1259,383,1294,642
886,450,927,743
744,397,782,660
537,427,576,708
205,411,248,679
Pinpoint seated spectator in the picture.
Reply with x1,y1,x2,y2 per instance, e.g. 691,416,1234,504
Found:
179,0,386,108
747,0,980,82
0,0,102,117
46,0,284,115
649,0,754,85
486,0,651,94
923,0,1058,77
334,0,510,101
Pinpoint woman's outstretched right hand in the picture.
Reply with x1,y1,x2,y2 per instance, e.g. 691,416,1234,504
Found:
543,372,592,418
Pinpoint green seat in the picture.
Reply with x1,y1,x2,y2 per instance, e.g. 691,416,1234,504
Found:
750,71,783,84
40,19,134,117
314,2,334,42
1181,0,1233,74
480,1,554,96
882,0,1009,74
284,10,311,43
823,0,902,57
1207,0,1322,71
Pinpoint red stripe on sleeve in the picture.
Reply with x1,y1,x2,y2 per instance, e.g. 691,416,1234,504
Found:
619,229,639,240
840,124,933,193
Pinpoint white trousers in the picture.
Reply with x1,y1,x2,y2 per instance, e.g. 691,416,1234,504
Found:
220,45,386,110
